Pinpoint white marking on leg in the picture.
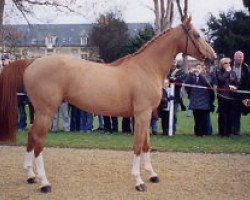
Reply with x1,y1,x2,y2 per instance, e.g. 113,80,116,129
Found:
35,153,50,187
132,154,144,186
143,152,157,177
24,150,35,179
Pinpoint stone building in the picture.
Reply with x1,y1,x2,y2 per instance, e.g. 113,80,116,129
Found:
1,23,148,61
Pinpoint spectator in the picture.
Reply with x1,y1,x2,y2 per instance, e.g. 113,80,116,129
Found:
103,116,118,133
70,104,81,131
79,110,93,133
213,57,237,137
122,117,133,134
150,112,158,135
185,66,195,117
200,64,215,135
157,78,174,136
1,54,10,67
242,67,250,112
230,51,249,135
185,64,215,137
17,85,28,131
93,115,105,131
168,60,187,134
51,101,70,132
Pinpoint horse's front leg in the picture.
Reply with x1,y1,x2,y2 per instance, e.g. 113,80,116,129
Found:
142,134,159,183
29,113,52,193
132,110,151,192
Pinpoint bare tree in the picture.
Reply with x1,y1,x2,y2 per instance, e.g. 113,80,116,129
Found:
153,0,174,34
176,0,189,70
2,25,24,58
0,0,5,51
176,0,188,21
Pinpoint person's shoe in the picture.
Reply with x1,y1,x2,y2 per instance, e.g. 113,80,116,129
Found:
152,131,157,135
181,107,186,111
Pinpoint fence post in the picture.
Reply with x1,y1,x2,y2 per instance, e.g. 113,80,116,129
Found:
168,83,175,136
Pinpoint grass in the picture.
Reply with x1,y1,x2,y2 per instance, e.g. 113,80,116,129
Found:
2,100,250,154
14,129,250,154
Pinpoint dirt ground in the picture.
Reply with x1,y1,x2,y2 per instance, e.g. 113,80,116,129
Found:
0,146,250,200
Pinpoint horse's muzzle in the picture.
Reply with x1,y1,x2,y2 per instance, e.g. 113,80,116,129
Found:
204,55,217,66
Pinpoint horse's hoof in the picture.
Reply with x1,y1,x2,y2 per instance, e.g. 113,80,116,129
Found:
27,177,36,184
40,185,52,193
135,184,147,192
149,176,160,183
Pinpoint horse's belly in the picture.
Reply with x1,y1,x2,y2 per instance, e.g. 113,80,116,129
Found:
69,97,133,117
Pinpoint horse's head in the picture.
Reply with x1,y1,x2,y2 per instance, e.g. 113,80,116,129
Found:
179,17,216,63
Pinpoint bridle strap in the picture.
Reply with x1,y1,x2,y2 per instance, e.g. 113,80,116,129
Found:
181,24,206,60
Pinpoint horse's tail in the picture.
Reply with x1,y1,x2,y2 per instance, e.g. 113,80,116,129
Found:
0,59,34,142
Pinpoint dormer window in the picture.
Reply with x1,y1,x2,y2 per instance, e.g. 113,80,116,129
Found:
45,35,57,49
31,38,37,45
81,36,88,46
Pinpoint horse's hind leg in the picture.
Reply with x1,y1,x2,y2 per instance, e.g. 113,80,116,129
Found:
23,126,36,184
132,110,151,192
29,113,52,193
142,133,159,183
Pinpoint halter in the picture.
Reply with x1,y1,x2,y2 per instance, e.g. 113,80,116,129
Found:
181,24,206,60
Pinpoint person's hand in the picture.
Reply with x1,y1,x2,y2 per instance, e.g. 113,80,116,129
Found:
243,99,250,108
225,66,231,72
172,68,180,76
229,85,237,91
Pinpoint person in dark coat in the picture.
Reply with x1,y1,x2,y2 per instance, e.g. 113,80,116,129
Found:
230,51,249,135
213,57,237,137
17,85,28,130
185,64,215,137
157,79,174,136
168,61,187,134
242,64,250,113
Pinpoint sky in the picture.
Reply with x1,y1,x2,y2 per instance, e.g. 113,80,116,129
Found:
4,0,246,30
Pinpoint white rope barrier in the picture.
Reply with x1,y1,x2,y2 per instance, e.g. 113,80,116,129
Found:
180,82,250,94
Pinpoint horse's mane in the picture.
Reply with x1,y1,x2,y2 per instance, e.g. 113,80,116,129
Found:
109,27,173,66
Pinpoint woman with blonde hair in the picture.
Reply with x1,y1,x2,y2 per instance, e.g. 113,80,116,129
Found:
214,57,237,137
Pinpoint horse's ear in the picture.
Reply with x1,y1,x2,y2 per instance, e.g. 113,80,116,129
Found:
183,16,192,29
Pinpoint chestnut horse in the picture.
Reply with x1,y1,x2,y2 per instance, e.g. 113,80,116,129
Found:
0,18,215,193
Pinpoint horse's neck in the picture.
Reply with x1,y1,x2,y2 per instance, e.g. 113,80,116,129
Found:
132,27,181,81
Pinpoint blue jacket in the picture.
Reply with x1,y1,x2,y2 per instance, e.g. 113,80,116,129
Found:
185,73,214,111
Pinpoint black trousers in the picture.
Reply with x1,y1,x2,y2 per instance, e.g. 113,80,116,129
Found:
230,100,242,135
218,97,233,136
103,116,118,132
192,109,210,136
122,117,132,133
161,111,170,135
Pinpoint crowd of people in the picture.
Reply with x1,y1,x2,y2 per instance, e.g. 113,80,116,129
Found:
0,50,249,137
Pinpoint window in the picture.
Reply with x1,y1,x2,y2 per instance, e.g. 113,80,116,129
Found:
45,35,57,49
81,36,88,46
31,38,37,45
81,53,88,60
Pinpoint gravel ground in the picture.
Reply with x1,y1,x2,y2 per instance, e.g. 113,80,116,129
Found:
0,146,250,200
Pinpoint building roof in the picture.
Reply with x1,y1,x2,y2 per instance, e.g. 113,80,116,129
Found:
3,23,149,47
